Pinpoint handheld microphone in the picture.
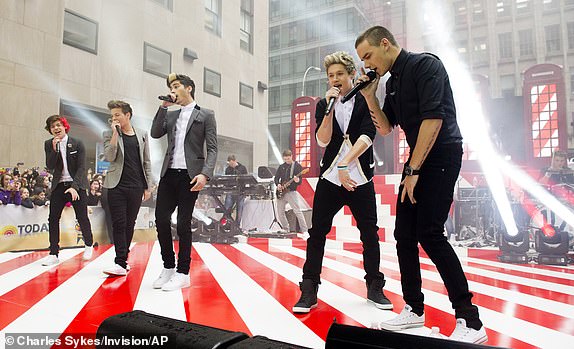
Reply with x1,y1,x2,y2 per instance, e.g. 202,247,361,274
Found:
158,95,174,102
55,141,60,153
324,97,336,115
115,125,122,137
341,70,377,104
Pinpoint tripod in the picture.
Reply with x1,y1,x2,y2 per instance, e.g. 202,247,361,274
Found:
269,185,284,231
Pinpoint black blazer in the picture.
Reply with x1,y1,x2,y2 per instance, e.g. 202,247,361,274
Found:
44,136,89,191
315,93,376,180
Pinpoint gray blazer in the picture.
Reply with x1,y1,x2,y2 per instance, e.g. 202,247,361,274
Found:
150,104,217,180
102,127,152,190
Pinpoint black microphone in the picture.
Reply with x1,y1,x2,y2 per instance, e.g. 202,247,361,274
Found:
158,95,174,102
55,141,60,153
341,70,377,104
115,125,122,137
324,97,336,115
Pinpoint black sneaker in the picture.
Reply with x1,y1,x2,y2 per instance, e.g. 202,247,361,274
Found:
292,279,319,313
367,279,393,310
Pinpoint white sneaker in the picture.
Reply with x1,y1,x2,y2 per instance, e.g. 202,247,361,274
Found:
449,319,488,344
152,268,175,289
41,255,59,266
83,246,93,260
378,305,425,331
161,272,190,291
103,264,127,276
428,326,447,339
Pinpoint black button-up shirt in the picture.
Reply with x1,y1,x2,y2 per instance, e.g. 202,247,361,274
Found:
382,49,462,148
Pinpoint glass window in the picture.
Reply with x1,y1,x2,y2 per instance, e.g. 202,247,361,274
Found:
498,32,513,59
519,29,534,56
500,74,515,96
205,0,221,36
270,27,280,50
568,22,574,50
239,83,253,108
150,0,173,11
471,0,486,22
530,84,559,158
545,25,561,53
515,0,531,15
143,42,171,78
269,87,280,111
473,37,488,64
269,57,280,80
270,0,280,18
454,1,467,26
496,0,511,17
204,68,221,97
543,0,559,11
240,0,253,53
63,10,98,54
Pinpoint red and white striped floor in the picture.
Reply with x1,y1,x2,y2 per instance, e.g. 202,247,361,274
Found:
0,238,572,349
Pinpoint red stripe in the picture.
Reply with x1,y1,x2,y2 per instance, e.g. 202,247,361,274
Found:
0,245,112,330
0,251,47,276
184,246,250,334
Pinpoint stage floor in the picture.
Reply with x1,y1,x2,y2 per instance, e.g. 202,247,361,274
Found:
0,239,573,349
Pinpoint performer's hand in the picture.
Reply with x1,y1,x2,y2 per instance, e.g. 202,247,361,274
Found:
400,175,419,204
293,176,300,183
142,189,151,201
190,174,207,191
52,136,61,151
338,169,356,191
358,67,380,99
161,93,177,108
110,119,121,135
277,184,283,192
65,187,79,201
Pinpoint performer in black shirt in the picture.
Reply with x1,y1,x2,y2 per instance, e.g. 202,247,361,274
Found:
274,149,308,233
224,154,248,225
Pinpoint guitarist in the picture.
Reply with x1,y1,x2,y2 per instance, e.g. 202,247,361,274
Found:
274,149,308,235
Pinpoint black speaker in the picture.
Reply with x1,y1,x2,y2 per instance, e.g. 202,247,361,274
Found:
228,335,310,348
96,310,248,349
325,323,508,349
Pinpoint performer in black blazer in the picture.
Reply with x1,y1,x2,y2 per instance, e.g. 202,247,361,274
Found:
293,51,392,313
102,100,152,276
151,73,218,291
41,115,94,266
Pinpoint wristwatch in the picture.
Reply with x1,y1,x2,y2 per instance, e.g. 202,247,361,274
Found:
404,165,420,176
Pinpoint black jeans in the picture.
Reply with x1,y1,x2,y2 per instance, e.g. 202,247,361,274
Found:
395,143,482,328
303,179,384,284
48,182,93,256
108,186,144,269
155,169,199,274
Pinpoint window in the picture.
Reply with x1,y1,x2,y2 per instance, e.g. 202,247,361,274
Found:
269,57,280,79
269,87,280,111
496,0,511,17
498,32,513,59
545,25,561,54
473,37,488,64
270,0,280,18
515,0,531,15
519,29,534,56
571,69,574,94
239,83,253,108
150,0,173,11
454,1,467,26
143,43,171,78
240,0,253,53
205,0,221,36
457,40,469,62
471,0,485,22
568,22,574,50
500,74,515,96
543,0,559,11
204,68,221,97
530,84,559,158
270,27,280,50
63,10,98,54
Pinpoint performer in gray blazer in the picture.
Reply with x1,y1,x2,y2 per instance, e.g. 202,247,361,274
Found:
151,73,217,291
102,100,152,276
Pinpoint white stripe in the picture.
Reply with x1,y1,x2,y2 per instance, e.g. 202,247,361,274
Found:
0,249,83,297
280,246,574,348
1,247,116,333
133,241,186,321
233,244,433,337
329,248,574,320
0,251,32,264
195,243,325,349
461,256,574,281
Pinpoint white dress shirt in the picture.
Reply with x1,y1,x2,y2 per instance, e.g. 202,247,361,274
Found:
170,102,197,169
58,134,73,183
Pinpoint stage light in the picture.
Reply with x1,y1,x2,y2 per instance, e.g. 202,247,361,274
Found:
534,228,569,266
497,230,529,264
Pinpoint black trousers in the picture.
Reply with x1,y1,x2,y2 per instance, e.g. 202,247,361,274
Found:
100,188,114,244
155,169,198,274
108,186,144,269
303,179,384,284
48,182,93,256
395,143,482,328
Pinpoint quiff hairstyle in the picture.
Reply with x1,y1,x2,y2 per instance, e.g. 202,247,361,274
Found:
282,149,292,157
107,100,133,117
323,51,356,75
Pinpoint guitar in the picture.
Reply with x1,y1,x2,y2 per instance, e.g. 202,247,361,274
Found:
276,168,309,199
